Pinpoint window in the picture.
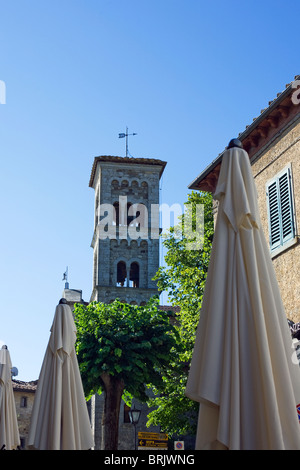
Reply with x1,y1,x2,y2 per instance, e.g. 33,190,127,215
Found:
127,203,134,226
129,262,139,288
124,404,131,423
113,202,120,226
20,396,27,408
113,201,135,226
116,261,140,288
117,261,127,287
266,165,295,252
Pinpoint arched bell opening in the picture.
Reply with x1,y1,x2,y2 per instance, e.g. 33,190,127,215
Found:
116,261,127,287
129,262,139,288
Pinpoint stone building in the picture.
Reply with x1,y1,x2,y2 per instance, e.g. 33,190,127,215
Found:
86,155,167,449
89,155,166,305
189,75,300,324
62,285,88,310
12,379,37,449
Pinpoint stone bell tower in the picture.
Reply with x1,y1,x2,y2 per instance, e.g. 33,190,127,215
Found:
89,155,167,305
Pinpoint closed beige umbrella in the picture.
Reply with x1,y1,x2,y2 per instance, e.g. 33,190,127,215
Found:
28,299,94,450
0,345,20,450
186,140,300,450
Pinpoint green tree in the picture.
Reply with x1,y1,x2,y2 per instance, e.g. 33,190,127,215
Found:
74,297,179,450
147,191,214,436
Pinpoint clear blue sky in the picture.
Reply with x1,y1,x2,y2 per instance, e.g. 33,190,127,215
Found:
0,0,299,381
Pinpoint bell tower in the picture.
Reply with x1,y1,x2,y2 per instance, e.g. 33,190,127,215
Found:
89,155,166,305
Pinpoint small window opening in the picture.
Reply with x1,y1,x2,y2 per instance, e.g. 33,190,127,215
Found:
20,396,27,408
124,404,131,423
113,202,120,226
117,261,127,287
129,262,139,288
127,203,134,226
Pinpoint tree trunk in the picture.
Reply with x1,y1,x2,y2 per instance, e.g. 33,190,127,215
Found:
101,373,125,450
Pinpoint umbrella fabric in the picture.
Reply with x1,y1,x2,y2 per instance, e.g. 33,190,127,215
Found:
28,303,94,450
185,146,300,450
0,346,20,450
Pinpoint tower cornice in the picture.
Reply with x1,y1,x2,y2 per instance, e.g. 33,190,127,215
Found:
89,155,167,188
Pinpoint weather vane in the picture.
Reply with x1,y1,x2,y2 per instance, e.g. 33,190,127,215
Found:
118,127,137,157
62,266,69,289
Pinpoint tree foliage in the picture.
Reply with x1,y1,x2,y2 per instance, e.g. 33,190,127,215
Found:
147,191,214,436
73,191,214,444
74,297,179,402
74,297,180,449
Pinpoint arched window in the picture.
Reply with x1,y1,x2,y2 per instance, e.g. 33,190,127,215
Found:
113,202,119,226
129,262,139,288
113,201,133,226
141,181,148,197
127,202,135,226
117,261,127,287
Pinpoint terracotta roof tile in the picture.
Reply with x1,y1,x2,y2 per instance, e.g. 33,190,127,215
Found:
12,379,38,393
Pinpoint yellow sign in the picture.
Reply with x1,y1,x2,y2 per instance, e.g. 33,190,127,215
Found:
138,432,168,440
138,432,168,449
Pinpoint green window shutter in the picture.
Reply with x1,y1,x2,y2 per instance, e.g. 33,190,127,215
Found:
279,171,294,243
267,179,281,250
266,167,295,251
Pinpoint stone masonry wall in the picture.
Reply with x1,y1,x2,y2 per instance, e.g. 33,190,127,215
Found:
90,393,160,450
93,161,161,303
251,117,300,322
13,381,37,449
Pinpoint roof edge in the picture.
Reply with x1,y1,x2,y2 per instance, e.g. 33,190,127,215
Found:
89,155,167,187
189,75,300,192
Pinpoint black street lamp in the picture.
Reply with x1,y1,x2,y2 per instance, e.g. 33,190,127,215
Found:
128,405,141,450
